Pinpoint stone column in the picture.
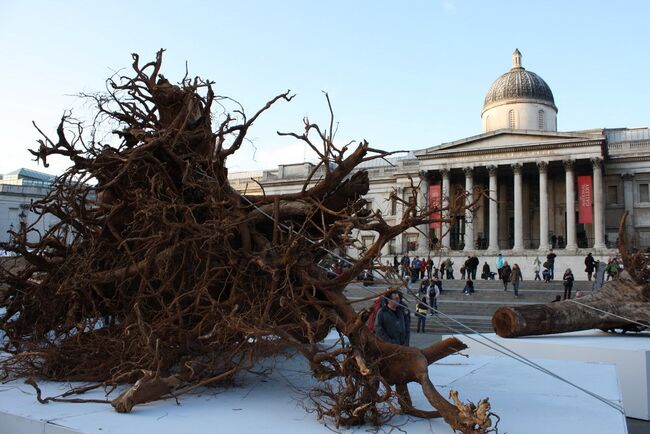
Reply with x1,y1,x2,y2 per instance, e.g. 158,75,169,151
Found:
418,171,429,255
512,163,524,250
564,160,577,250
499,182,508,248
622,172,635,246
463,167,474,251
441,168,451,249
488,165,499,251
538,161,550,250
591,158,606,249
394,188,403,253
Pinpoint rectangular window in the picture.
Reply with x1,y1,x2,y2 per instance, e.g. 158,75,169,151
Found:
390,196,397,215
607,185,618,204
640,184,650,203
361,235,375,250
406,234,418,252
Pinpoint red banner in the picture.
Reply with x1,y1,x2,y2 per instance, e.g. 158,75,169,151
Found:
578,175,593,224
429,184,441,228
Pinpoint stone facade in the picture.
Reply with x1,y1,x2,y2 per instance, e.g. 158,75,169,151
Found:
0,169,58,245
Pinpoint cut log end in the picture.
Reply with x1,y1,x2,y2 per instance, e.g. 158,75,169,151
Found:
492,307,521,338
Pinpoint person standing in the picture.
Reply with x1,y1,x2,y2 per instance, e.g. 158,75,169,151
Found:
415,298,428,333
467,255,479,280
428,280,440,313
606,257,621,280
393,255,399,273
501,261,512,291
482,261,491,279
511,264,523,297
445,257,455,279
496,253,505,279
584,253,596,281
410,256,421,284
546,250,557,280
533,256,542,280
375,292,410,345
400,255,410,279
562,268,575,300
426,256,433,280
418,279,430,297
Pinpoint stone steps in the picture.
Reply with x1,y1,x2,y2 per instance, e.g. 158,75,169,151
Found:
344,280,595,334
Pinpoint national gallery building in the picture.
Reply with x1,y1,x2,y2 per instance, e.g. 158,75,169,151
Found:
229,50,650,276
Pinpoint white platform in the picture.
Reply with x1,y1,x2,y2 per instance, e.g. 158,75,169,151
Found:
446,330,650,420
0,353,627,434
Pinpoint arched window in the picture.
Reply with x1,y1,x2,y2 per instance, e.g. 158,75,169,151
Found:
538,110,545,130
485,115,491,131
508,110,515,129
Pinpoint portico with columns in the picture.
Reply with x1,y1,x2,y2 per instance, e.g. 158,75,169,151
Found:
414,129,609,256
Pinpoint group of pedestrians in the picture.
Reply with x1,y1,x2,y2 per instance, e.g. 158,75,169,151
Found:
394,254,486,284
396,255,435,282
494,254,523,296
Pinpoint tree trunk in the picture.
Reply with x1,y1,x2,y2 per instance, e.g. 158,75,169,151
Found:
492,272,650,338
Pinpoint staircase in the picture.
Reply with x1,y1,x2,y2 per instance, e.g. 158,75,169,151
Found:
344,278,595,334
421,278,594,333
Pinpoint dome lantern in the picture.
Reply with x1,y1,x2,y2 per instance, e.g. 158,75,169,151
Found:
512,48,522,69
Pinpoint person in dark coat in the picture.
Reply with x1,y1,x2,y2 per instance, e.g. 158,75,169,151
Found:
375,292,410,346
584,253,596,281
463,278,474,295
563,268,575,300
546,250,557,280
501,261,512,291
428,280,441,313
468,255,479,280
511,263,523,297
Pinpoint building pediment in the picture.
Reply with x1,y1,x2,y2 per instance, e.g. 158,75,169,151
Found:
415,128,605,159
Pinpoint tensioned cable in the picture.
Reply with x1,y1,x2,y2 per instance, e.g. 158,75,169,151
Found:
238,193,625,413
567,298,649,330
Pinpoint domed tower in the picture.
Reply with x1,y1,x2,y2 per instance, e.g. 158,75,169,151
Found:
481,49,557,132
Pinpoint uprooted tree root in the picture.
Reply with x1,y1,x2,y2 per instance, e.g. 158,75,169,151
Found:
0,50,496,433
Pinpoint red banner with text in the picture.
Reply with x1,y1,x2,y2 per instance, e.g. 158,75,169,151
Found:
578,175,593,224
429,184,441,228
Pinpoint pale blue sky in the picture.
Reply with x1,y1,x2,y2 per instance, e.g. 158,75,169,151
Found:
1,1,649,175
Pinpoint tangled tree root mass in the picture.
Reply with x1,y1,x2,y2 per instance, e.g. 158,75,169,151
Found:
0,50,497,433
